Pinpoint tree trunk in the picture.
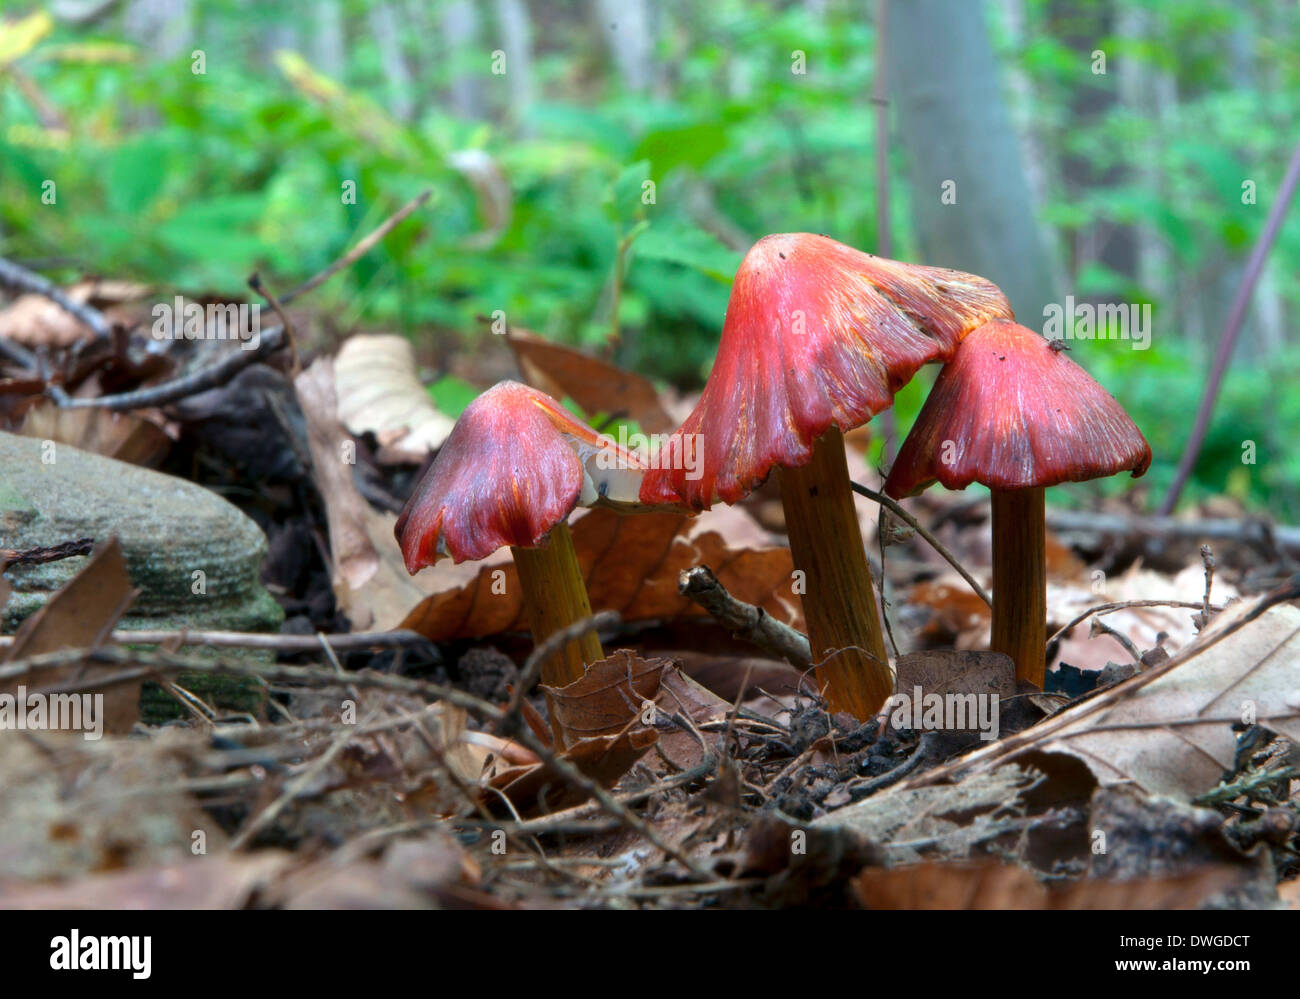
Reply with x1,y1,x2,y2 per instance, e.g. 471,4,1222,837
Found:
885,0,1059,324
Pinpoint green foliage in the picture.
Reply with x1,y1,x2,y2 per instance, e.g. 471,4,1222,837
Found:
1,0,1297,512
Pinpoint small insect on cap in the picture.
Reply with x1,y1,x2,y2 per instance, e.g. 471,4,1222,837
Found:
395,381,647,571
639,233,1013,510
883,319,1153,497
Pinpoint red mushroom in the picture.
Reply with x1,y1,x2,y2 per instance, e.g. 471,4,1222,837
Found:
641,234,1012,718
884,319,1152,686
395,381,647,701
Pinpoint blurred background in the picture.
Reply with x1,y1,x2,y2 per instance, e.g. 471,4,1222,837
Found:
1,0,1298,515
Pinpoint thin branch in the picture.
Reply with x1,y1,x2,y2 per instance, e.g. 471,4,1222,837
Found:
495,610,621,738
0,537,94,570
0,627,429,653
1048,598,1220,645
1160,134,1300,514
54,325,286,410
0,255,113,339
279,187,434,305
851,480,992,607
678,565,812,668
248,272,301,375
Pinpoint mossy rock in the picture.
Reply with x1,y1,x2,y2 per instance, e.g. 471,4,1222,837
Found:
0,431,283,722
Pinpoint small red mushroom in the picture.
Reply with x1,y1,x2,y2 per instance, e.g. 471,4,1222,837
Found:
884,319,1152,686
395,381,647,701
641,233,1013,719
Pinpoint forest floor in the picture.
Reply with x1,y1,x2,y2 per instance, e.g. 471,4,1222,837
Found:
0,254,1297,910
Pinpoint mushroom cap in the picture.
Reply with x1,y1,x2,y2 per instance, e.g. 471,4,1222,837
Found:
883,319,1153,497
395,380,647,571
639,233,1013,509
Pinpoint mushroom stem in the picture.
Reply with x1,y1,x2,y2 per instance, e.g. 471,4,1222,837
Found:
511,521,603,694
990,487,1047,687
778,427,892,718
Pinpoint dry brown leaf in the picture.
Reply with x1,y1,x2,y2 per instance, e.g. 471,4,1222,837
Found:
906,578,990,648
891,650,1015,737
900,593,1300,804
654,665,732,770
540,650,730,769
19,401,171,467
507,327,675,434
2,536,142,733
852,862,1239,910
486,727,659,815
273,831,486,909
295,357,439,629
894,650,1015,701
1049,563,1239,672
1024,600,1300,800
400,506,801,641
333,334,454,462
543,649,670,747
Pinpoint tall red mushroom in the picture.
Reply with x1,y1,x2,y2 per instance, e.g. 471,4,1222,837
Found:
884,319,1152,686
641,233,1012,719
396,381,646,702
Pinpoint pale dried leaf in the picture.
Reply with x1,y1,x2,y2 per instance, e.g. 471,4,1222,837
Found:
334,334,454,461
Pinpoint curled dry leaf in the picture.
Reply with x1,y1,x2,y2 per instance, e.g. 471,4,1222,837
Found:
541,649,731,767
542,649,670,748
506,326,676,435
333,334,455,462
398,505,803,641
485,727,659,815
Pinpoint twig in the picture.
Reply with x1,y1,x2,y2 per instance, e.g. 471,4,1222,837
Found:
1088,616,1141,662
1047,598,1221,645
0,627,429,653
0,255,113,339
677,565,812,667
0,336,39,370
248,272,301,375
1198,543,1216,629
54,325,285,409
495,610,621,738
279,188,433,305
506,722,714,879
0,537,94,570
1,642,718,880
870,0,897,460
1044,507,1300,557
1160,134,1300,515
229,711,375,850
851,479,992,607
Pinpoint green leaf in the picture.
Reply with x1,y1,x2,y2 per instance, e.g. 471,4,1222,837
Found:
428,375,480,418
634,220,741,283
633,122,727,179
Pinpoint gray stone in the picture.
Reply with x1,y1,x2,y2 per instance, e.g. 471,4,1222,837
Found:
1,430,281,636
